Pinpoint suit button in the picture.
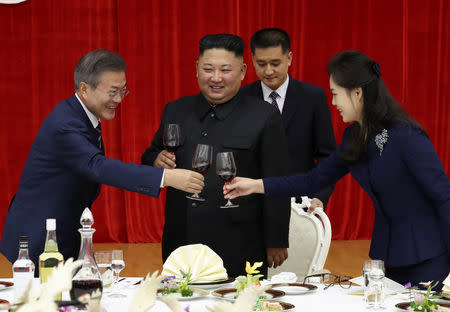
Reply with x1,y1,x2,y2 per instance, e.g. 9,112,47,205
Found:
210,113,215,118
201,130,208,137
191,202,197,208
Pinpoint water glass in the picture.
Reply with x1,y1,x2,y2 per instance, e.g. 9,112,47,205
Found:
94,251,112,276
109,250,126,298
364,259,385,309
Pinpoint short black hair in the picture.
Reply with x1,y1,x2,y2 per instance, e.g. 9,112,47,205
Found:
74,49,126,90
199,34,244,58
250,28,290,54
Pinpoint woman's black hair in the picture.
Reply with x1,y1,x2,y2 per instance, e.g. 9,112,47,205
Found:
326,50,422,162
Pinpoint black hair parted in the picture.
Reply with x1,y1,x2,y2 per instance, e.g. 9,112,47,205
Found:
250,28,290,54
199,34,244,58
327,50,423,162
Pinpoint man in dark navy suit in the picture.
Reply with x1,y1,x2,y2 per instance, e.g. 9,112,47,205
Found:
241,28,336,208
0,49,204,270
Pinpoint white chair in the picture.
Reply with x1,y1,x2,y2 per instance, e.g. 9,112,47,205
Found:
268,197,332,281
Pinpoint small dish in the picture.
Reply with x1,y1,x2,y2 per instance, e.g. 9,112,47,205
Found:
270,283,317,295
157,287,209,301
211,288,285,301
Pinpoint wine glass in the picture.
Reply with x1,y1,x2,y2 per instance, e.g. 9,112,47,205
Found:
216,151,239,208
163,124,181,154
186,144,213,201
109,249,126,298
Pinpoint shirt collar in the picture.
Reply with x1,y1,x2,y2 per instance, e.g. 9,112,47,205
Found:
261,74,290,102
196,92,240,121
75,93,100,128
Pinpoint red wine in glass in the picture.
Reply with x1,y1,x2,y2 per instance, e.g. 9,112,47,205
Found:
163,124,181,154
186,144,213,201
217,171,235,183
216,152,239,208
193,163,211,175
70,279,103,300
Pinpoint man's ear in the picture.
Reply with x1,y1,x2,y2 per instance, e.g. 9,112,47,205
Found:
287,51,293,66
195,60,199,78
78,82,89,97
241,63,247,80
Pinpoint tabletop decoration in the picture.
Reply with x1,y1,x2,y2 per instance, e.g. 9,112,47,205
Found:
128,270,164,312
234,262,264,295
442,273,450,299
409,281,441,312
7,258,84,312
161,269,193,297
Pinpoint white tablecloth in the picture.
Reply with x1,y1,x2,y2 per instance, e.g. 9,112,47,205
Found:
0,277,423,312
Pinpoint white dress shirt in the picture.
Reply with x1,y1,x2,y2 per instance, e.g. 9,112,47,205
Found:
261,74,290,113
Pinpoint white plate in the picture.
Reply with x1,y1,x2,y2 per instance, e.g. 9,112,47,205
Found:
270,283,317,295
190,277,235,290
157,287,209,301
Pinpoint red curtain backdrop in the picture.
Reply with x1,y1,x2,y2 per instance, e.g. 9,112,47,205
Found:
0,0,449,243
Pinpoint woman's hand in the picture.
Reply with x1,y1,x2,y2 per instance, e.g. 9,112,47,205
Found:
223,177,264,199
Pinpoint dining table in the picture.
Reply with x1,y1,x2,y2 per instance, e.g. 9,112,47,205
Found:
0,277,445,312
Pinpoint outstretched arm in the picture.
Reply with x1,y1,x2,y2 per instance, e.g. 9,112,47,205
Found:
223,177,264,199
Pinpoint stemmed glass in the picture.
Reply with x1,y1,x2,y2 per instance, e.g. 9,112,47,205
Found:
216,152,239,208
163,124,181,154
186,144,213,201
109,249,126,298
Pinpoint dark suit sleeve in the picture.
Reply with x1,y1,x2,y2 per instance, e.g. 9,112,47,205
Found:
55,120,163,197
264,150,348,199
312,90,337,206
260,109,292,248
399,128,450,256
141,105,167,166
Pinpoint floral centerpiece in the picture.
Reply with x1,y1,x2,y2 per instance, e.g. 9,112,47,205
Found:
234,262,283,311
234,261,264,294
161,269,194,297
409,281,442,312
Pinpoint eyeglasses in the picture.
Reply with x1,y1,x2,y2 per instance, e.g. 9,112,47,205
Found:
303,273,353,290
95,87,130,99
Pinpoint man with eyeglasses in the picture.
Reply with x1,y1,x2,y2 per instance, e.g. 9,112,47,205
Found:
0,49,204,271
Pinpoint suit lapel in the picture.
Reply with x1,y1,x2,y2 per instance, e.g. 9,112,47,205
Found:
281,77,298,129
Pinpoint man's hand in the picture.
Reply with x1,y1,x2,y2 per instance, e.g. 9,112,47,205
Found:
307,197,324,214
164,169,204,193
153,150,176,169
266,247,288,268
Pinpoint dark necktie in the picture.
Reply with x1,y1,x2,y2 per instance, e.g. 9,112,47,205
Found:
95,122,102,149
269,91,280,112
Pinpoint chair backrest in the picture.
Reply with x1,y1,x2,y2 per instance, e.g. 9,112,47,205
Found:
268,197,332,281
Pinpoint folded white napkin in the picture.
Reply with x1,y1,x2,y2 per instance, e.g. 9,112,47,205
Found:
162,244,228,283
443,272,450,297
270,272,298,283
350,275,405,295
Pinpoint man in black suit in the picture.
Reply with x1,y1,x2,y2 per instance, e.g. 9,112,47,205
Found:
241,28,336,208
142,34,291,277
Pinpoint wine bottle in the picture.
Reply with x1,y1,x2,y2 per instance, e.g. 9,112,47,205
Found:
39,218,64,300
12,235,35,296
